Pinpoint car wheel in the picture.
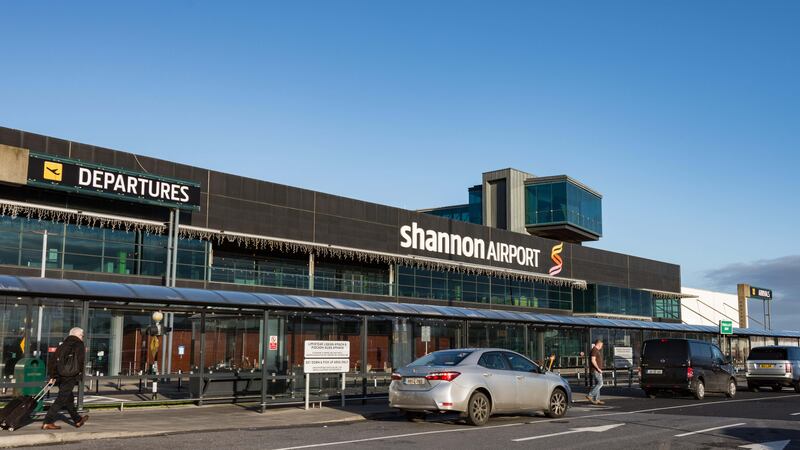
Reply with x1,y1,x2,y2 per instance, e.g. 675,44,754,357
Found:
794,383,800,394
465,391,490,426
772,385,783,392
546,388,568,418
643,389,657,399
726,379,736,398
693,380,705,400
748,383,759,392
405,411,426,422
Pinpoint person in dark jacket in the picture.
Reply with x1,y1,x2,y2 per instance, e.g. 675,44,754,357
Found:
42,327,88,430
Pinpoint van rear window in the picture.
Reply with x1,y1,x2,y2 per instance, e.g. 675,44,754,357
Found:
748,348,788,361
642,340,687,365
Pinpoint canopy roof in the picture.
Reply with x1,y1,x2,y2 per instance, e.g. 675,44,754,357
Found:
0,275,796,338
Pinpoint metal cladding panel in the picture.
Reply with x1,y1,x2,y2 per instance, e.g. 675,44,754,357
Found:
0,275,30,293
74,280,136,299
628,255,681,293
18,277,85,297
206,196,315,242
314,192,399,227
126,284,185,302
314,214,398,253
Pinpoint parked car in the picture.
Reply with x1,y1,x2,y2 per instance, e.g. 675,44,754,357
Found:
640,338,736,400
389,348,571,426
746,346,800,392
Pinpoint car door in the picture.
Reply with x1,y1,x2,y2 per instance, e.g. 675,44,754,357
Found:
477,351,518,412
710,345,729,391
503,351,550,412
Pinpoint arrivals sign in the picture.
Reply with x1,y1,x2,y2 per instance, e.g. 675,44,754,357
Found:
748,286,772,300
27,153,201,210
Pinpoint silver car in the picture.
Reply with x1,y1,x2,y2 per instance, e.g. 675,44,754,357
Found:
746,346,800,392
389,348,571,426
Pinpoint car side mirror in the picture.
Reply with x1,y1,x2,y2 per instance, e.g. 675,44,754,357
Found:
723,356,732,364
537,365,547,374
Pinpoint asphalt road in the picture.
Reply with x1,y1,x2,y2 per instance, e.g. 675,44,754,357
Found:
56,389,800,450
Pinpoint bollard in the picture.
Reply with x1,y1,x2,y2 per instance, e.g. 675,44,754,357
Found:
152,380,158,400
178,370,182,391
628,368,633,388
613,370,617,387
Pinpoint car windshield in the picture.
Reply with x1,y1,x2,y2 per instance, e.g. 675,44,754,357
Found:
408,350,473,367
748,348,788,361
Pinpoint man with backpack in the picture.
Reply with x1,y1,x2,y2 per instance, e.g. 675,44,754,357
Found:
42,327,88,430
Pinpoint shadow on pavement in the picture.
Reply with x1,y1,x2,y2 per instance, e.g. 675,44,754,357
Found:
722,427,800,450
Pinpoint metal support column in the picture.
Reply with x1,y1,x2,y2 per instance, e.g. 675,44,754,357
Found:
388,263,394,297
197,312,206,406
260,310,269,413
308,253,315,292
361,315,368,404
523,325,530,359
170,209,180,287
77,300,89,410
164,209,174,287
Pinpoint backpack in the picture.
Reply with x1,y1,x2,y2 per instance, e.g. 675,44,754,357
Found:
56,347,80,378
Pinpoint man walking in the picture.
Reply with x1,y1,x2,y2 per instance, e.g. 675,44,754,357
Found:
42,327,88,430
585,339,605,405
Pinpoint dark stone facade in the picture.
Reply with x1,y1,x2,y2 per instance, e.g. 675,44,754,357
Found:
0,126,681,294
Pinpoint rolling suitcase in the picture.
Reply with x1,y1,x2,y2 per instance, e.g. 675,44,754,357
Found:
1,380,55,432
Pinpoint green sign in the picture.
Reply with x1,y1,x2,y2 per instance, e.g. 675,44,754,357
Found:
719,320,733,335
748,286,772,300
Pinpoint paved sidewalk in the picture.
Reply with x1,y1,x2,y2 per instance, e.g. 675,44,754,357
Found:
0,400,397,448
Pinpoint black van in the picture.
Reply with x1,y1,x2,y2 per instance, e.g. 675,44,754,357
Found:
640,338,737,399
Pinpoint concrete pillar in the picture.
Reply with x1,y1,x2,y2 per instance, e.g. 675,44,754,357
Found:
736,284,749,329
308,253,315,292
109,313,124,376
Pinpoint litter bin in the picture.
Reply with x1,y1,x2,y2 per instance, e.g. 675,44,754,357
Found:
14,357,47,397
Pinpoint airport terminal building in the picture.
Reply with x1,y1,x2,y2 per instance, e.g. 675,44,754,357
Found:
0,126,796,406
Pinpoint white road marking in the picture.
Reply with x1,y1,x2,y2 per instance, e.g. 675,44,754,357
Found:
675,422,746,437
790,412,800,416
512,423,624,442
739,440,790,450
272,394,799,450
272,422,524,450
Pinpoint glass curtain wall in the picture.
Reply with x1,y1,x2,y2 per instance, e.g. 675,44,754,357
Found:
398,266,572,310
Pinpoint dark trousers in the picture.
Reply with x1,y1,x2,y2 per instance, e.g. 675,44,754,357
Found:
44,378,81,424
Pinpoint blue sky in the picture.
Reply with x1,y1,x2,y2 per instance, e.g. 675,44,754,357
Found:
2,1,798,328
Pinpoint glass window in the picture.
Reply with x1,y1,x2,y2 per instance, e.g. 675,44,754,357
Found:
478,352,509,370
410,350,473,367
503,351,537,372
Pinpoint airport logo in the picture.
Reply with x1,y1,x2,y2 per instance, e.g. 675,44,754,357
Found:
548,242,564,276
43,161,63,182
399,222,541,269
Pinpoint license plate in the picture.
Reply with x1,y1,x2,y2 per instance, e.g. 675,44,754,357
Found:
759,364,775,369
404,377,426,385
647,369,663,374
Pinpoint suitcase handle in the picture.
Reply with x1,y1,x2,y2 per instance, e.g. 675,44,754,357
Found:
34,380,56,402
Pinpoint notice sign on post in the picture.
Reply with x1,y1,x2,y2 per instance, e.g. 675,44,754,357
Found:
719,320,733,335
304,340,350,359
304,358,350,374
269,335,278,351
613,346,633,368
421,326,431,343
